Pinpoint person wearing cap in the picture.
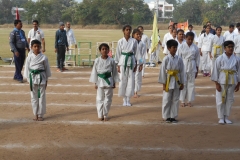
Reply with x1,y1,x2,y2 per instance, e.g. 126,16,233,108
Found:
55,22,69,72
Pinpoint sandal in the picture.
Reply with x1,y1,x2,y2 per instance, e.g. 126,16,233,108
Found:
37,117,44,121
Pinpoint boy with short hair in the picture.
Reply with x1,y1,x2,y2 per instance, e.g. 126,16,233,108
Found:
24,40,51,121
186,24,198,44
211,40,240,124
90,43,119,121
223,24,236,42
159,40,185,123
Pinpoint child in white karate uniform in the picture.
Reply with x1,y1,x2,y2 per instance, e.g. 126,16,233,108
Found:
177,32,200,107
163,28,177,55
90,43,119,121
198,25,214,77
234,25,240,58
162,25,173,55
185,24,198,44
209,27,224,73
132,29,145,98
24,40,51,121
176,29,185,49
211,40,240,124
159,40,185,123
114,25,137,106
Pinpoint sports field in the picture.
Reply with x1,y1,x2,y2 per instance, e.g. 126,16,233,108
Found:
0,28,240,160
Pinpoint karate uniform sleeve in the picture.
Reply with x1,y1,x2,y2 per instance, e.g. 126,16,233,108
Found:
236,59,240,82
234,37,238,53
112,59,120,83
44,57,51,80
198,35,203,49
23,56,30,81
209,37,214,52
158,57,167,84
41,30,45,39
195,46,200,67
211,57,220,82
89,58,98,83
114,40,121,64
28,30,31,39
223,32,227,41
162,34,167,48
179,58,185,84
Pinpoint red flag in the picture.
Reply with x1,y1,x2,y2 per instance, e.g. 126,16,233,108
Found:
15,7,20,20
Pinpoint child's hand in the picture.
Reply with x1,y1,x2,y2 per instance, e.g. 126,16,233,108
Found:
209,53,213,59
200,51,202,56
133,66,137,72
139,64,143,72
179,84,184,90
112,83,116,89
235,83,240,92
67,47,69,51
163,84,166,91
216,83,221,92
195,67,198,78
55,49,57,53
117,66,120,73
95,85,98,89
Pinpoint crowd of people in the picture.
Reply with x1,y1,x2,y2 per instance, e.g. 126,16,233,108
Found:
8,20,240,124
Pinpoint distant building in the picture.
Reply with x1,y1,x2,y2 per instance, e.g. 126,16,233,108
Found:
147,0,174,21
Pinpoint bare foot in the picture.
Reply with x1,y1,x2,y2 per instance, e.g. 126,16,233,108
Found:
104,117,109,121
180,103,185,107
37,117,44,121
134,94,139,98
98,118,104,121
33,115,38,121
187,103,193,107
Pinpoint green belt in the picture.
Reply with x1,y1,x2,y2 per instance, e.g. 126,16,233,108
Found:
29,69,45,98
121,52,134,72
98,72,112,85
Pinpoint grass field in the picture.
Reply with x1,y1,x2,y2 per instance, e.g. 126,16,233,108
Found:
0,27,201,66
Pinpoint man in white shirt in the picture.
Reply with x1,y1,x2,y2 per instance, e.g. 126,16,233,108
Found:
27,20,45,53
223,24,236,41
234,23,240,35
65,22,77,49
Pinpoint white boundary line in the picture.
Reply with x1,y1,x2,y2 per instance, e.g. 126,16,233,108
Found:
0,118,240,126
0,142,240,153
0,102,240,109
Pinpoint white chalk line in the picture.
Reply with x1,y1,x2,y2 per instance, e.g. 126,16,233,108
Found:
1,102,232,108
1,118,240,126
0,77,89,80
0,91,228,97
0,83,216,89
0,142,240,153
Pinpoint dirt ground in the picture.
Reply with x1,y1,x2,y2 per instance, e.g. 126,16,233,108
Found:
0,66,240,160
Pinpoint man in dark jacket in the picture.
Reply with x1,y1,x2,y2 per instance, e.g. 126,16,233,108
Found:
9,20,29,83
55,22,69,72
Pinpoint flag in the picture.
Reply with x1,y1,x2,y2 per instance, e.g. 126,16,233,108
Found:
15,7,20,20
150,13,159,53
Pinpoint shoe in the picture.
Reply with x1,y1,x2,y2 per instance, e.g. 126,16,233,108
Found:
150,63,156,67
18,79,23,83
63,67,68,70
171,118,178,123
13,78,18,81
123,102,127,106
203,73,207,77
126,102,132,106
225,119,232,124
218,119,224,124
166,118,171,123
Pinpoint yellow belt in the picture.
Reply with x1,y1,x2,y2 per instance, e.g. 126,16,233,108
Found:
213,45,222,58
165,70,181,92
221,70,235,103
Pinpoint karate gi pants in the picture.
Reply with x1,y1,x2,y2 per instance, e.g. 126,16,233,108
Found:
134,65,142,92
142,64,145,77
201,51,210,73
180,73,195,102
96,87,113,118
13,48,26,80
162,84,180,119
216,84,235,119
236,53,240,58
57,45,66,70
31,84,46,117
118,66,134,97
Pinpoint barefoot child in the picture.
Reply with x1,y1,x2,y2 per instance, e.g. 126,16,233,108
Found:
198,25,214,77
90,43,119,121
23,40,51,121
132,29,145,98
177,32,200,107
211,40,240,124
115,25,137,106
159,40,185,123
209,27,224,73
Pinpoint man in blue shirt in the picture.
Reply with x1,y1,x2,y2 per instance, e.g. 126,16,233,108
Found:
207,21,216,35
55,22,69,72
9,20,30,83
